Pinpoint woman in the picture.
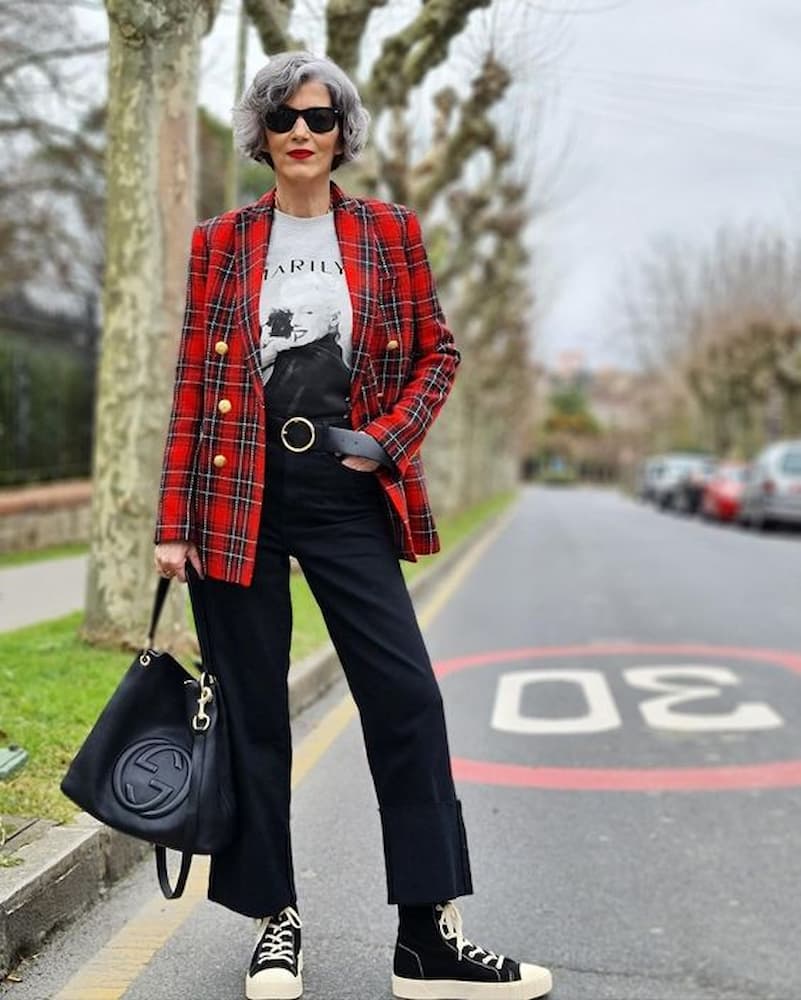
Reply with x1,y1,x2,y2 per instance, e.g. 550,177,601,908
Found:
153,51,552,1000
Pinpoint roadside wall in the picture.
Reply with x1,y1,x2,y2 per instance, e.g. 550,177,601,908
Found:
0,481,92,554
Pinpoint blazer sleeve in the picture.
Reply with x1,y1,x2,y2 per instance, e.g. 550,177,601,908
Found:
153,224,208,544
361,209,461,478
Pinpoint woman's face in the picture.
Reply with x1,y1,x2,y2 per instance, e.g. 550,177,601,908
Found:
264,80,344,185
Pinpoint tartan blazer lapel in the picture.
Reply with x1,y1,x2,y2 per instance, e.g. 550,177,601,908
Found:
332,183,377,394
234,191,273,395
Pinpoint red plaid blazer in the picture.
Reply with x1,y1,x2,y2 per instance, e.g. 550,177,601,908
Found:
154,182,461,585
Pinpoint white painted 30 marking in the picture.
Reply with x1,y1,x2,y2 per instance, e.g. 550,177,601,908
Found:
491,664,784,735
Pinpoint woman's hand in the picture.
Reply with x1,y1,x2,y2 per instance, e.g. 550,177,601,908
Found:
154,541,204,582
339,455,380,472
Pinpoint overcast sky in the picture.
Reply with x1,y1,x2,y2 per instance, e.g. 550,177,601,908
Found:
77,0,801,371
527,0,801,370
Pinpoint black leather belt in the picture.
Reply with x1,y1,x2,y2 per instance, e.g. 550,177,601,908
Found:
266,414,391,468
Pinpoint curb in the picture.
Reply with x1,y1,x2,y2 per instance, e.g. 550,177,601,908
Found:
0,505,509,978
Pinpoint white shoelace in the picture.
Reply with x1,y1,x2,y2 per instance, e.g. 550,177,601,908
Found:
255,905,302,966
436,901,505,971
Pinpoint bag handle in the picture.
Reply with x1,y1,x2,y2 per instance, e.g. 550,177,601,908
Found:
153,639,212,899
155,846,194,899
144,577,171,649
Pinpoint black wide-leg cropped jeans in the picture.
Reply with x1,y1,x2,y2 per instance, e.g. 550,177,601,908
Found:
186,438,473,919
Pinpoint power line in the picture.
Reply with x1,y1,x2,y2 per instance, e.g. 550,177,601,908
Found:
556,64,801,102
562,80,801,117
561,93,801,152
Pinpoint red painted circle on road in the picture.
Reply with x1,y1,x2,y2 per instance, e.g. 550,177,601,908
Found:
434,643,801,791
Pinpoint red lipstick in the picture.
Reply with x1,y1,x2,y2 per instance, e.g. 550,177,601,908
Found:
288,150,313,159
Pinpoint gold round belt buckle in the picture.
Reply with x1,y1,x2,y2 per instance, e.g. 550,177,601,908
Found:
280,416,316,453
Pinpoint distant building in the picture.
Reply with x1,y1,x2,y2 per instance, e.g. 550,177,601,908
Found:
586,367,655,432
555,349,585,377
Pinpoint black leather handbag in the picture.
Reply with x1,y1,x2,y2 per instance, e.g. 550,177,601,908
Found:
60,573,236,899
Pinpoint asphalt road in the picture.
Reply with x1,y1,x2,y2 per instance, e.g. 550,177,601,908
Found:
7,485,801,1000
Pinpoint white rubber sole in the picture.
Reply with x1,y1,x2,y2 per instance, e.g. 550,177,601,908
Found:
245,950,304,999
392,962,552,1000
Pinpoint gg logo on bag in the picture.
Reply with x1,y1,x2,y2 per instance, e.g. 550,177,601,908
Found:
112,738,193,817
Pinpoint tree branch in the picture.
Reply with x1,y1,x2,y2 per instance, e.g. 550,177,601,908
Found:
0,42,108,81
326,0,390,77
364,0,493,113
0,116,83,140
243,0,299,55
410,56,511,212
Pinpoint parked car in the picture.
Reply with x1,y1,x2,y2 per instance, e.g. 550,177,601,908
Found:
649,453,716,510
700,462,748,522
635,456,665,502
674,457,719,514
739,440,801,530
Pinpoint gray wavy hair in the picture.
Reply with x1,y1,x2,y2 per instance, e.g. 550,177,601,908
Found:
232,51,370,171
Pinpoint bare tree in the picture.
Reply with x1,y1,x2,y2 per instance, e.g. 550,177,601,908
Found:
620,223,801,457
0,0,107,302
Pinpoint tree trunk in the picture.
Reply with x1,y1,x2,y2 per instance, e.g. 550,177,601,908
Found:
84,1,218,649
224,0,249,211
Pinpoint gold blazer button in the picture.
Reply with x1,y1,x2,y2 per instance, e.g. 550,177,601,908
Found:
386,339,399,351
213,454,227,468
214,341,229,356
217,399,232,414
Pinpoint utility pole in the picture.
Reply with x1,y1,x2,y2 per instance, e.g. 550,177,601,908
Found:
225,0,249,209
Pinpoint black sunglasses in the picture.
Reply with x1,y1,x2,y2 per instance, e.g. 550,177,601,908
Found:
264,106,342,134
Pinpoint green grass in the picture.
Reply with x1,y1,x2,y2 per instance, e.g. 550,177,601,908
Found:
288,571,332,662
0,613,123,824
0,490,516,825
0,542,89,569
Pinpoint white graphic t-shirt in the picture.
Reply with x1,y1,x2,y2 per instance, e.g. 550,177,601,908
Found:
258,209,354,416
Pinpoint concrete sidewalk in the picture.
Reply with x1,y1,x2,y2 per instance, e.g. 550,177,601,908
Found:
0,555,87,632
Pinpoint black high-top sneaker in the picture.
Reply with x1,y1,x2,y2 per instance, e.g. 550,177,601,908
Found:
245,905,303,1000
392,901,552,999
